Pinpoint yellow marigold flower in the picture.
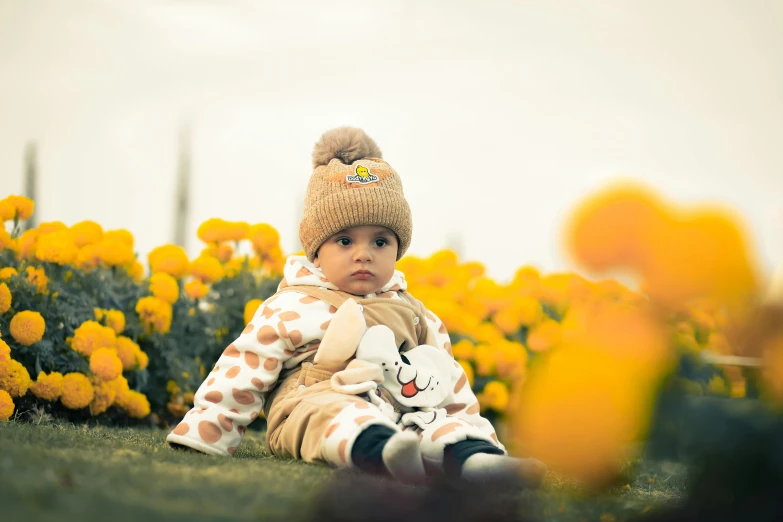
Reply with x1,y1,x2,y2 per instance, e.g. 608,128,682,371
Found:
244,299,263,325
9,310,45,346
78,245,101,271
16,229,38,260
94,308,126,334
166,379,180,395
3,195,34,221
60,372,95,409
0,359,32,397
148,244,189,279
493,307,522,335
108,375,130,396
30,371,63,401
495,340,528,380
189,255,224,283
70,220,103,248
527,320,561,353
0,228,13,253
458,359,474,387
0,267,17,280
248,223,280,254
0,199,14,221
0,339,10,361
474,343,495,377
149,272,179,304
116,389,150,419
480,380,510,412
452,339,475,361
198,218,249,243
516,296,543,327
0,389,13,420
104,229,134,248
71,320,116,357
25,266,48,294
36,229,78,265
203,242,234,263
136,349,149,370
135,296,172,335
90,347,123,381
0,283,10,314
89,378,116,416
115,336,140,370
38,221,67,234
184,279,209,300
126,261,144,282
96,239,136,267
471,322,505,345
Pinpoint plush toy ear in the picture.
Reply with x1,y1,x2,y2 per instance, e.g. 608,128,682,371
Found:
314,299,366,370
356,325,399,364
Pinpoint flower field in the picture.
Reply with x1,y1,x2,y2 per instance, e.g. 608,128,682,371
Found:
2,185,782,490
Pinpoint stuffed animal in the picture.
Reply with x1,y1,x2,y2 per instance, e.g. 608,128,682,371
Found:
313,298,452,427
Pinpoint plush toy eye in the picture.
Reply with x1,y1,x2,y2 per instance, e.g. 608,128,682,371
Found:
399,353,411,365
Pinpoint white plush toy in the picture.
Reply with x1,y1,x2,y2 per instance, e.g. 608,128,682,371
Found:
313,298,453,428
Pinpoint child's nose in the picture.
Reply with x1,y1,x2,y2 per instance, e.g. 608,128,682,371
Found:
353,245,372,262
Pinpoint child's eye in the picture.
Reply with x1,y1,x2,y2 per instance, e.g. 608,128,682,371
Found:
337,238,351,246
374,239,388,247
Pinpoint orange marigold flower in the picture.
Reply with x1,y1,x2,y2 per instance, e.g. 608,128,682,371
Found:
203,242,234,263
189,255,224,283
25,266,48,294
184,279,209,300
0,199,14,221
0,359,31,397
527,320,562,353
89,378,116,416
0,283,10,314
0,228,13,253
148,244,189,279
70,220,103,248
94,308,126,334
30,371,63,401
479,380,510,412
97,239,135,267
136,349,149,370
135,296,172,335
89,347,123,381
71,320,116,357
244,299,263,325
197,218,249,243
38,221,67,234
0,267,17,280
60,372,94,409
75,244,101,270
0,339,10,361
149,272,179,304
115,336,140,371
108,375,130,396
15,229,38,260
248,223,280,254
2,195,34,221
35,229,78,265
104,229,134,248
126,261,144,282
9,310,45,346
0,389,13,420
116,389,151,419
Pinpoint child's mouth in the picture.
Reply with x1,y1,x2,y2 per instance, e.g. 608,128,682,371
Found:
353,271,373,280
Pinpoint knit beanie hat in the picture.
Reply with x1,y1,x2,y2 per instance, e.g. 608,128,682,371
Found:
299,127,412,262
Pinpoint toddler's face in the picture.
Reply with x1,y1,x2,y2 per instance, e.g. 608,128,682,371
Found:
314,225,398,296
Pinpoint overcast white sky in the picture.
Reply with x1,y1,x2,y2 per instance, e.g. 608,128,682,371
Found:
1,0,782,283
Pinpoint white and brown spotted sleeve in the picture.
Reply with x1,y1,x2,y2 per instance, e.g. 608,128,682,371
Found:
423,308,506,453
166,291,336,456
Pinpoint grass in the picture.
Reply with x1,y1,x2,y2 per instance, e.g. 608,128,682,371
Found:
0,420,687,522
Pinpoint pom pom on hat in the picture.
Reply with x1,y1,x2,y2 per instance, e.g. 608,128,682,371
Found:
312,127,383,168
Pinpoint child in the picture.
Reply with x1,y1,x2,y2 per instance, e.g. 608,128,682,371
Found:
167,128,547,485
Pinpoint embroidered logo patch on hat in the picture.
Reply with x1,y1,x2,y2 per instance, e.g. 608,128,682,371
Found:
345,165,379,185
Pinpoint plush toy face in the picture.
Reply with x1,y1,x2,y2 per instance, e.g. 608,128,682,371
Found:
356,325,452,408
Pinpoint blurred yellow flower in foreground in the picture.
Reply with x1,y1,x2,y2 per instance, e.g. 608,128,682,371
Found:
10,310,45,346
526,320,561,353
1,195,34,220
512,301,672,487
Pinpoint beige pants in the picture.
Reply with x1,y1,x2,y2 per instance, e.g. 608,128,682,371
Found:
265,363,397,466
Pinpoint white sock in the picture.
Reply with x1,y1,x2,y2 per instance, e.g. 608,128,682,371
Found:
461,453,547,487
381,431,426,484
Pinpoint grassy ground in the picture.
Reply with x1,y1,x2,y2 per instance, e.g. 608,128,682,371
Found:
0,420,687,522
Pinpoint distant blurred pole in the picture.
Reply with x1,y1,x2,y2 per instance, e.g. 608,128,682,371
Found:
23,142,38,230
172,123,191,249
